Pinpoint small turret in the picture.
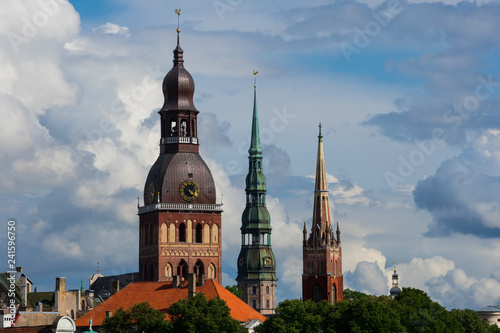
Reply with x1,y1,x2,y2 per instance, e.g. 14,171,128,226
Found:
336,222,341,245
303,222,307,245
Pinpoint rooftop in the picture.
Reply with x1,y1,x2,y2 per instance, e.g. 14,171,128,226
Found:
75,279,266,327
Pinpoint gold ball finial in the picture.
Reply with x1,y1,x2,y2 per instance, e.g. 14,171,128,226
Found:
176,28,181,33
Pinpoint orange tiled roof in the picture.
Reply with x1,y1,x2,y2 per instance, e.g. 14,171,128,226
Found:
0,326,51,333
75,279,266,327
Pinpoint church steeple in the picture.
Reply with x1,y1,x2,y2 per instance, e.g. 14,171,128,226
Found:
237,74,277,315
302,124,343,303
311,123,332,241
139,12,222,284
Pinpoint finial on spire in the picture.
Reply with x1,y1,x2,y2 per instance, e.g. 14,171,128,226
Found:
253,70,258,88
318,123,323,142
392,261,396,273
175,9,181,33
97,261,100,273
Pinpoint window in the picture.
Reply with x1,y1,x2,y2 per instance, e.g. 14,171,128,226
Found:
332,284,337,303
266,286,269,294
165,263,173,278
313,284,321,303
196,224,202,243
208,263,216,279
252,300,257,309
177,260,187,280
179,223,186,242
194,260,204,280
252,286,257,295
266,300,270,308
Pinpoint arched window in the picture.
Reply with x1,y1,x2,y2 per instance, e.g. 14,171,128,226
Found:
266,286,269,294
165,263,173,278
170,120,177,136
332,284,337,303
196,224,202,243
203,224,210,243
309,261,314,274
161,223,168,243
208,263,216,279
179,223,186,242
212,224,219,243
266,300,270,308
252,286,257,295
177,260,187,281
194,260,204,278
169,223,176,243
252,299,257,309
313,284,322,303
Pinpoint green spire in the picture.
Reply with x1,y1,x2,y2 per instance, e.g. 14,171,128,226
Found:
249,85,263,156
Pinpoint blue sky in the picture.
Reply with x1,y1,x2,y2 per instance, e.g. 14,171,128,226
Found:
2,0,500,310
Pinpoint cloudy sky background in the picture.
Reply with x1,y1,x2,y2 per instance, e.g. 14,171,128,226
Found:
2,0,500,310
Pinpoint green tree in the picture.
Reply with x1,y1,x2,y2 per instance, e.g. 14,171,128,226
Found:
102,301,172,333
327,295,405,333
343,288,368,301
393,287,461,333
225,285,243,298
168,293,245,333
256,299,333,333
451,308,500,333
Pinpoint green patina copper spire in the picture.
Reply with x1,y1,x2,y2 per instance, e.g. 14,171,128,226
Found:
249,83,263,157
237,73,277,314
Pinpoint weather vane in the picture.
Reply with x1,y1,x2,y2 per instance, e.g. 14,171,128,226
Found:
253,70,258,87
175,9,181,33
319,123,322,136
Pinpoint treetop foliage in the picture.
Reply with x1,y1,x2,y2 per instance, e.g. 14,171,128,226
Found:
256,287,500,333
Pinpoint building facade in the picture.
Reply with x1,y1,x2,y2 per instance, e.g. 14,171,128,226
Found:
236,84,277,315
302,125,343,303
138,29,222,284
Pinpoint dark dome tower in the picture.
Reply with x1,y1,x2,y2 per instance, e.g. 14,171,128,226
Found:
138,28,222,284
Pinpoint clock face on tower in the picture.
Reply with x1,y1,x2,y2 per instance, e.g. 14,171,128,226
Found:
179,180,199,202
148,182,155,204
263,257,272,267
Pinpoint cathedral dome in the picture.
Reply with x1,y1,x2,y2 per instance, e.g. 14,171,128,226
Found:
143,152,216,205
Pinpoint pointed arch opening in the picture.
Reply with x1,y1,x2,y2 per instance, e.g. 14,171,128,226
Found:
165,263,173,279
252,299,257,309
161,223,168,243
203,224,210,243
194,260,205,280
177,259,188,281
332,283,337,303
195,224,202,243
212,224,219,243
169,223,176,243
179,223,186,242
266,299,270,309
207,263,216,279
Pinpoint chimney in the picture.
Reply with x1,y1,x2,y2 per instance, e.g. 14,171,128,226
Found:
188,273,196,299
105,311,113,318
197,274,205,287
172,275,180,288
110,280,120,295
55,277,66,292
16,267,23,273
